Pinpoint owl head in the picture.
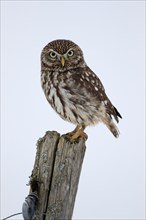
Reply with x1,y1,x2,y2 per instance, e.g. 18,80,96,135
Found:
41,39,85,71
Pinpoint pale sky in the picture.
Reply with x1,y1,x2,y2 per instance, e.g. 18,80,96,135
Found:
1,1,145,219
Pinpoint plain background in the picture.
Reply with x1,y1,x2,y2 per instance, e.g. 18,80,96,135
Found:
1,1,145,219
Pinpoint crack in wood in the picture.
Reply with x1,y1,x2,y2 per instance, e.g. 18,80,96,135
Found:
30,131,86,220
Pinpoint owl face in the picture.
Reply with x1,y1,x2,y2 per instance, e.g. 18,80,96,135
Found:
41,39,85,71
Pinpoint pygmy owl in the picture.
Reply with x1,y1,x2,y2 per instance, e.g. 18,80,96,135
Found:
41,39,122,140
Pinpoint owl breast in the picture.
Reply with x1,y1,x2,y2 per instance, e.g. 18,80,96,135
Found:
41,70,103,126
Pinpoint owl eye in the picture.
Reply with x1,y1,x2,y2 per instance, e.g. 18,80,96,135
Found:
67,50,74,57
49,51,57,59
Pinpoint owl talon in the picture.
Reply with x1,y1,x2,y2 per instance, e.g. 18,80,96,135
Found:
71,130,88,141
66,129,88,142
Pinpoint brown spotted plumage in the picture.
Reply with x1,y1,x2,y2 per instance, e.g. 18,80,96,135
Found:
41,39,122,139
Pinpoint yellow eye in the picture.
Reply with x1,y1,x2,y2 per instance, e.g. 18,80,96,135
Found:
67,50,74,57
49,51,57,59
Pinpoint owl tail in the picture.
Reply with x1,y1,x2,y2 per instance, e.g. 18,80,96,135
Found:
106,120,120,138
103,117,120,138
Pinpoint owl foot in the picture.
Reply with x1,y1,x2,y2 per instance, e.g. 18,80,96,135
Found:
66,126,88,142
70,129,88,141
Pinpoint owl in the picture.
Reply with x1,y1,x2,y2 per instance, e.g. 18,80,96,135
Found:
41,39,122,140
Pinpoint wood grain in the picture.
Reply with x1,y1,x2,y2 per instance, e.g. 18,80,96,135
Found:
30,131,86,220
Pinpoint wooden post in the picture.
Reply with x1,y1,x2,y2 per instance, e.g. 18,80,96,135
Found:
30,131,86,220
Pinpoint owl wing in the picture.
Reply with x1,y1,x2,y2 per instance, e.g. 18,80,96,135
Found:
68,66,122,123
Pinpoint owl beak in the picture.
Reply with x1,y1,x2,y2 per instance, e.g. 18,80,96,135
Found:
61,57,65,67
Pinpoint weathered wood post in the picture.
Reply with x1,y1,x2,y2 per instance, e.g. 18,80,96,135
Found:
30,131,86,220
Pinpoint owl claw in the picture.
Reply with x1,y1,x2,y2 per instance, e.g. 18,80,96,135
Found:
66,129,88,142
